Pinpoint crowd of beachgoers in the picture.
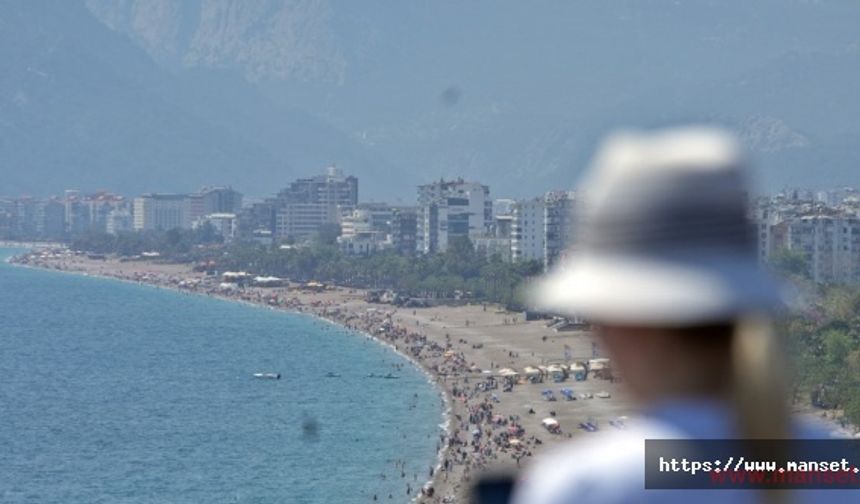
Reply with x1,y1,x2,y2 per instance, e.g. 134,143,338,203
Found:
9,247,859,503
334,307,549,501
9,248,621,503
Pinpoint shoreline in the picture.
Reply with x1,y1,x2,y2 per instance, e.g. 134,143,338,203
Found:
303,307,455,502
5,246,858,501
5,250,452,502
7,248,636,502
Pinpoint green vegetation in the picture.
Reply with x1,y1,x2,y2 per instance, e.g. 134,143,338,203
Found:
771,248,810,279
765,258,860,427
70,224,222,258
218,236,542,306
71,232,542,306
784,284,860,427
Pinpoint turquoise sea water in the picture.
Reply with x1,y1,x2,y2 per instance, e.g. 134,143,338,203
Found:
0,249,442,503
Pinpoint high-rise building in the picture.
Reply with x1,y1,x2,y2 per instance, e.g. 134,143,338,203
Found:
279,166,358,210
275,203,333,240
275,166,358,241
337,207,390,256
388,206,418,256
196,187,243,215
511,197,545,263
783,216,860,284
38,199,66,239
237,199,276,237
14,198,39,237
340,204,393,238
490,198,515,240
355,203,394,233
106,209,133,235
86,192,126,234
2,196,71,240
0,198,15,238
494,215,513,239
237,199,275,237
416,178,491,254
543,191,577,270
133,194,192,231
193,213,238,242
492,199,516,218
752,202,783,263
473,236,512,262
63,190,92,235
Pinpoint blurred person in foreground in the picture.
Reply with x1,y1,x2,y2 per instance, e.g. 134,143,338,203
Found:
510,127,855,504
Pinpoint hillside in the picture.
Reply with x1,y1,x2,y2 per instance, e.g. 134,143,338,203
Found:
0,0,392,198
3,0,859,198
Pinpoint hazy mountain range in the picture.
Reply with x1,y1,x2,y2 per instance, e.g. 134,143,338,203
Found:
2,0,859,199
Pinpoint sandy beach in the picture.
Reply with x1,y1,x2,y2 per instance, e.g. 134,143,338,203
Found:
9,248,637,502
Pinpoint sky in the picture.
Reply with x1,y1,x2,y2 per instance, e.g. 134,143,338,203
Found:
2,0,859,200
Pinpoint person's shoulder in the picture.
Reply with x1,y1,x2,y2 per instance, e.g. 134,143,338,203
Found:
512,420,682,504
511,413,856,504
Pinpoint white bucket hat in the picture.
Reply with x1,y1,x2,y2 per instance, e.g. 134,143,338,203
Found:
534,126,783,326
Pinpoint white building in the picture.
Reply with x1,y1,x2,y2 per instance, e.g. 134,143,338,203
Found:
784,215,860,284
337,208,390,255
416,179,491,254
511,197,545,263
543,191,577,270
473,236,512,262
105,209,133,235
193,213,238,242
197,187,243,215
275,203,334,240
492,199,516,218
133,194,192,231
274,167,359,242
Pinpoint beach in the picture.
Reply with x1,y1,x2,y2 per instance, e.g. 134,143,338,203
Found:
9,249,635,502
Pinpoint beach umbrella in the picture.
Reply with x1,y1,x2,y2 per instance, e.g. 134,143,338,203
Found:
541,418,559,428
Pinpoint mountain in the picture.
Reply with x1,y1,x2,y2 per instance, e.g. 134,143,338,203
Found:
0,0,394,198
3,1,860,199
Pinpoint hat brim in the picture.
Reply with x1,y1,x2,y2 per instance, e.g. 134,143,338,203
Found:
532,252,784,326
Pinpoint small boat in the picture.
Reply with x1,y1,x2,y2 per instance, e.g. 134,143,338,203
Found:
253,372,281,380
325,372,341,378
383,373,400,379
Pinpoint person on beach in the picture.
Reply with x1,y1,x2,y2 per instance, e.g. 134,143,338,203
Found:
512,127,855,504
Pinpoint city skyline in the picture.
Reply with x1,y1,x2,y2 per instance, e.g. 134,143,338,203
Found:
5,162,860,284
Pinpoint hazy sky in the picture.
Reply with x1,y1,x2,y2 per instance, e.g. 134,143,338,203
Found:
3,0,859,199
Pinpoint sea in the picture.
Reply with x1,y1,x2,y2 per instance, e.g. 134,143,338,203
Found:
0,249,443,504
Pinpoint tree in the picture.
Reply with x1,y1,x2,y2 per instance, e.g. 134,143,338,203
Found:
843,396,860,428
314,223,341,246
444,236,483,277
771,248,809,279
193,222,223,245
